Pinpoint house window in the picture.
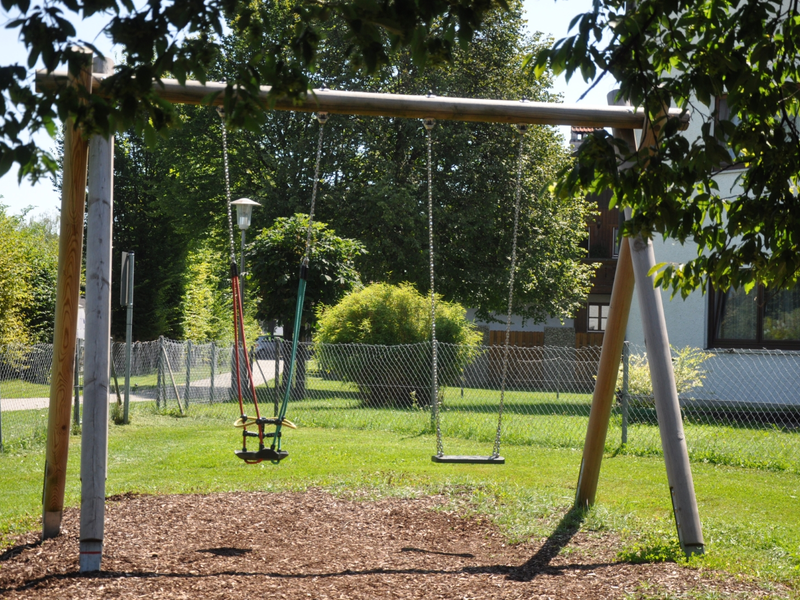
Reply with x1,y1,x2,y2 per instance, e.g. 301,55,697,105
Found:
708,283,800,349
588,303,610,332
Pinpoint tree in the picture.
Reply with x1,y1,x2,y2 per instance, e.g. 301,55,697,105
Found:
0,206,60,346
315,282,482,346
214,0,595,323
0,206,31,346
248,214,366,339
532,0,800,297
111,131,190,341
1,0,509,185
248,213,364,396
19,212,60,343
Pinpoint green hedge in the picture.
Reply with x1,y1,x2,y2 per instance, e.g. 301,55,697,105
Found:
314,283,481,407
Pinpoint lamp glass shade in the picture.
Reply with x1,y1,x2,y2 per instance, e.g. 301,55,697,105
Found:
231,198,261,231
236,205,252,230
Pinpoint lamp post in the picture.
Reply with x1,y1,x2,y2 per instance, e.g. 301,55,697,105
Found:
230,198,260,400
230,198,261,300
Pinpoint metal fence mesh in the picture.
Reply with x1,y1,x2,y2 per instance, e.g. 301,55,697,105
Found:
1,339,797,472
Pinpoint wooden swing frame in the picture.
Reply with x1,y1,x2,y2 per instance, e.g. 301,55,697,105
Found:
35,55,704,573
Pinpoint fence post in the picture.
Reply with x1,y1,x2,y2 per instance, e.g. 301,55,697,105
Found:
184,340,192,407
210,341,216,404
122,252,134,425
110,339,123,408
555,350,560,400
157,336,164,409
621,340,630,446
274,338,281,416
73,339,82,429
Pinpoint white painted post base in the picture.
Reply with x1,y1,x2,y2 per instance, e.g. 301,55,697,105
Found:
79,540,103,572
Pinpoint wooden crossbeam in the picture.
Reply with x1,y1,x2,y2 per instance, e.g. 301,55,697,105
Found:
36,71,689,129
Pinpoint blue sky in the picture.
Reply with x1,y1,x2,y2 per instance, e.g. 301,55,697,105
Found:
0,0,614,216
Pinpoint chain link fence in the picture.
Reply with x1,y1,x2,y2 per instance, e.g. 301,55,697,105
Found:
1,338,798,472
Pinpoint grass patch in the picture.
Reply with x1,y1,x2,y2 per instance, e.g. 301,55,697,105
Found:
0,404,798,593
4,374,798,475
0,379,50,399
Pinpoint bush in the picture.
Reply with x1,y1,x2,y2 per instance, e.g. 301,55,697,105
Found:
314,283,481,407
621,346,711,407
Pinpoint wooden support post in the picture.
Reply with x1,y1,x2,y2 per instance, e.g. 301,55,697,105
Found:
575,96,640,508
79,56,115,572
575,233,635,507
43,49,93,540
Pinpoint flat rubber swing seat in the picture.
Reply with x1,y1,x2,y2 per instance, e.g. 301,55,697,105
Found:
235,448,289,462
431,455,505,464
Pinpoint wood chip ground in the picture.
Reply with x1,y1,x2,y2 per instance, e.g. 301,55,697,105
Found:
0,490,788,598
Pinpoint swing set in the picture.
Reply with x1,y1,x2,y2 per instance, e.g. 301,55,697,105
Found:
222,108,525,465
37,55,706,573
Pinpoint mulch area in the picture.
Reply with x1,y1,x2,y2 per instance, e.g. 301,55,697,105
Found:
0,490,785,599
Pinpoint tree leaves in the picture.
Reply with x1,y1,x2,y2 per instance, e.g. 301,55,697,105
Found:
248,214,366,338
1,0,507,182
532,0,800,296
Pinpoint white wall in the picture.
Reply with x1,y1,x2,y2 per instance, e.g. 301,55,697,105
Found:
625,235,707,349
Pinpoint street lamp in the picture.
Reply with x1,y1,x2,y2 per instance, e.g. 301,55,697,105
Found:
230,198,260,400
230,198,261,298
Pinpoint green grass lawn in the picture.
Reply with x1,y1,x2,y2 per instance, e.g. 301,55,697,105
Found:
282,377,800,473
0,379,51,399
1,403,798,594
8,373,794,474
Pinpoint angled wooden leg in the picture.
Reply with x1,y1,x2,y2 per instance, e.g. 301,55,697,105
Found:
43,50,92,540
575,234,635,508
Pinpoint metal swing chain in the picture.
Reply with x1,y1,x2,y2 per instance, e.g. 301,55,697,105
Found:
492,125,527,458
274,113,328,431
219,109,247,416
302,114,328,265
219,110,237,263
424,118,444,457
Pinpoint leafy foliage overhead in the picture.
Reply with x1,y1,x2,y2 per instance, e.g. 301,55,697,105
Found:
533,0,800,297
1,0,507,183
